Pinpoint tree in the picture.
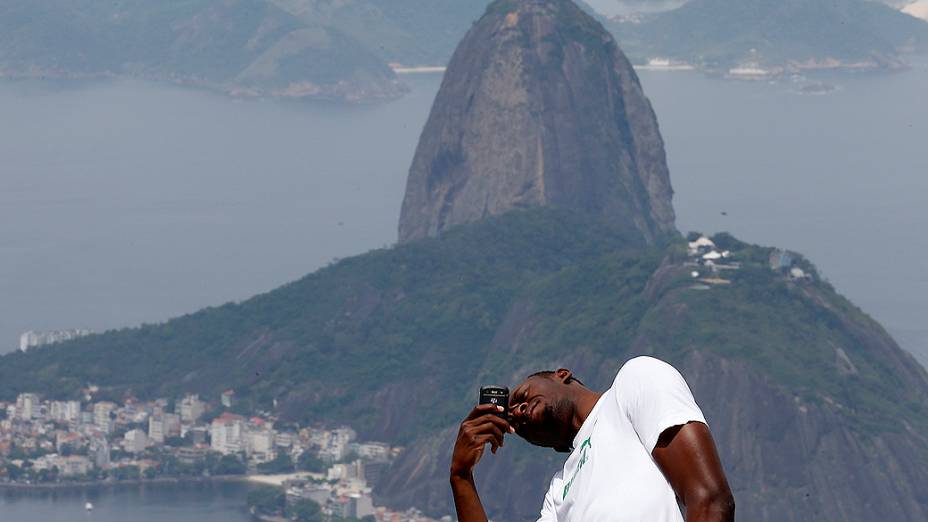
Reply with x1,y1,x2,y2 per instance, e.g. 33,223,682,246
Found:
287,498,323,522
5,464,23,481
297,451,326,473
113,465,140,480
257,453,294,474
211,454,246,475
246,486,284,516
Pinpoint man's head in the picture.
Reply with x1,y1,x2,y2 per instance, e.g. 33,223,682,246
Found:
509,368,586,453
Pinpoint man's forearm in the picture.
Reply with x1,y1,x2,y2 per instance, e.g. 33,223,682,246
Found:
685,494,735,522
450,473,490,522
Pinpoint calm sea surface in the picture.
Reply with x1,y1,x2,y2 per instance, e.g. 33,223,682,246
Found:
0,481,254,521
0,60,927,519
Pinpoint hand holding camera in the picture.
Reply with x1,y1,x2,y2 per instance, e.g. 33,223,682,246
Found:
450,386,512,479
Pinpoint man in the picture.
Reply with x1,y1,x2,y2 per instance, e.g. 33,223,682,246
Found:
450,356,734,521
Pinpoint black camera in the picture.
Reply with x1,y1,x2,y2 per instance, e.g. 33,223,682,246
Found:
479,385,509,421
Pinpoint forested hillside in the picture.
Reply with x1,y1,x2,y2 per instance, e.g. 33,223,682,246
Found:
3,208,927,520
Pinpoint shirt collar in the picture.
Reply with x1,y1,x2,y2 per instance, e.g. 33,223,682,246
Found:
571,392,606,450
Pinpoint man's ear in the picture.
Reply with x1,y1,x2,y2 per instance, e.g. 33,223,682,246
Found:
554,368,573,384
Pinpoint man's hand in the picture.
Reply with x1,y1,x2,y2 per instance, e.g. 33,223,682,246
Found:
450,403,513,479
449,403,514,522
652,422,735,522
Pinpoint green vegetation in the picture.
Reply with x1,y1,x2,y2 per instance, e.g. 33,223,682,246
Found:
211,454,247,475
247,486,326,522
289,498,324,522
0,207,924,446
257,453,296,474
297,451,326,472
638,240,925,434
247,485,286,517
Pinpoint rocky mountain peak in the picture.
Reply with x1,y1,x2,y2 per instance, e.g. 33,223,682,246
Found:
398,0,676,243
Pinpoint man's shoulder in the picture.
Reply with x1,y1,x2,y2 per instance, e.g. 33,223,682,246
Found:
613,356,679,386
544,468,565,492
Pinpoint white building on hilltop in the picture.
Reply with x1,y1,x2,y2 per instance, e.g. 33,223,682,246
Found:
687,236,716,255
19,329,93,352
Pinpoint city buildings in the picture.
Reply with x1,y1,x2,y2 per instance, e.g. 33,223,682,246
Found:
93,402,116,434
16,393,39,420
148,413,180,444
0,390,434,521
210,413,245,455
123,429,149,453
178,394,205,422
19,329,93,352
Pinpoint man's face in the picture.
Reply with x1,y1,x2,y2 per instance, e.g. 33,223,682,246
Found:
509,375,574,451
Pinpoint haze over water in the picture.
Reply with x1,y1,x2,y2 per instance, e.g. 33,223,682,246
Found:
1,64,926,369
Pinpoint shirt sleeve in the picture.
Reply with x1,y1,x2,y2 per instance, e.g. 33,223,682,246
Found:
614,356,707,453
535,472,560,522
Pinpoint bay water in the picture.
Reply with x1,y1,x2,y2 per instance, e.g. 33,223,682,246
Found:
1,61,927,517
0,481,254,521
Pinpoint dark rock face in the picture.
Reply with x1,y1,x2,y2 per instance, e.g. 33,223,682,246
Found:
377,268,928,521
398,0,675,243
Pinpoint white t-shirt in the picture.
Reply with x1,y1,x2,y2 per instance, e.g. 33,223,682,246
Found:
536,356,707,522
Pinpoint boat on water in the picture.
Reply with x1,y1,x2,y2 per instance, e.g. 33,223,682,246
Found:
85,501,93,511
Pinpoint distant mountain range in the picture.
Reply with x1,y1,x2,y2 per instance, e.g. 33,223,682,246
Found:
0,0,406,102
0,0,505,101
608,0,928,71
267,0,489,66
4,0,924,101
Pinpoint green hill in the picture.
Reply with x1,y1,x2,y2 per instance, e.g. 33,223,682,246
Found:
2,208,927,520
268,0,491,66
0,0,405,102
610,0,928,70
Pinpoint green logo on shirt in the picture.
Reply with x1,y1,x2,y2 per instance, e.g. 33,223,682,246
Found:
562,436,592,500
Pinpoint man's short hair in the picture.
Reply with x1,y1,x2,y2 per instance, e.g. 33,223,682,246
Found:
527,370,584,386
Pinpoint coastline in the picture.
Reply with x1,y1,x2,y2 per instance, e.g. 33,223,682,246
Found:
0,474,249,492
389,65,447,74
0,69,406,103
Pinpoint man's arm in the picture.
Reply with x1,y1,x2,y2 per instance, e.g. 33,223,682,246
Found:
652,422,735,522
450,403,513,522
